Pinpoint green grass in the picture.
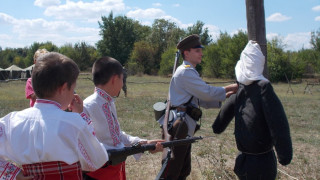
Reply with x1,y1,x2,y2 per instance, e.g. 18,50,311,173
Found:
0,75,319,180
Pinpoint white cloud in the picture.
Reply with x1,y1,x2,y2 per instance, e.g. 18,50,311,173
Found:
0,13,17,24
312,5,320,11
153,3,162,7
204,24,220,41
173,4,180,7
127,8,166,19
43,0,125,20
266,33,279,40
0,12,100,48
34,0,61,7
266,13,291,22
266,32,312,51
284,32,311,50
315,16,320,21
126,8,190,28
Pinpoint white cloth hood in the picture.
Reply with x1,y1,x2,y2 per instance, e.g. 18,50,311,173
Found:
235,40,269,85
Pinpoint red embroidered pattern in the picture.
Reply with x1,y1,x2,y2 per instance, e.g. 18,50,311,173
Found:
80,112,95,136
78,139,95,171
95,88,121,146
0,162,20,180
36,99,62,109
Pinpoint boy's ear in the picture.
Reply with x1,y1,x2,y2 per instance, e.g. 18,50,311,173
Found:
111,74,117,84
58,82,68,94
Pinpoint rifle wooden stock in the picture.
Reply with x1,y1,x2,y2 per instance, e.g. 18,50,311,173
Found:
162,50,180,159
107,137,202,166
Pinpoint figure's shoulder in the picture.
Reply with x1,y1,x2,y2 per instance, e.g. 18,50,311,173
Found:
83,93,98,105
61,111,87,127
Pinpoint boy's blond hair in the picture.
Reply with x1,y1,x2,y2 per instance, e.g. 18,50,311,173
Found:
33,49,49,62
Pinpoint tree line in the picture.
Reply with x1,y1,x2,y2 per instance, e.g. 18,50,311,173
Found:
0,12,319,82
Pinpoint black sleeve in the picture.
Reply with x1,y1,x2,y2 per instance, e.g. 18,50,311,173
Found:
261,82,293,165
212,94,236,134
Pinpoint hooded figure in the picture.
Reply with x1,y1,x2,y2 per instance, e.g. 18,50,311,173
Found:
212,40,292,180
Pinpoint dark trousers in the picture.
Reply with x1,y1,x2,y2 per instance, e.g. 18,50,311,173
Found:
234,150,277,180
161,118,191,180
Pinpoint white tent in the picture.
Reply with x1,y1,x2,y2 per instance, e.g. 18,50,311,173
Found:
0,68,9,80
21,64,34,79
5,65,23,79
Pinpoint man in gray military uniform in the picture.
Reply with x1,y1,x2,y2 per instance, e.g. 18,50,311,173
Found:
160,34,238,180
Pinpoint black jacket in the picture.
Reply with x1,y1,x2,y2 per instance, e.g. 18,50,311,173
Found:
212,80,292,165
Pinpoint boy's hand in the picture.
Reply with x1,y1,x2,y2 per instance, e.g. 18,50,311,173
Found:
68,94,83,113
143,139,164,153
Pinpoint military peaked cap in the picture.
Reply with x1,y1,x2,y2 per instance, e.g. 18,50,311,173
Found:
177,34,204,51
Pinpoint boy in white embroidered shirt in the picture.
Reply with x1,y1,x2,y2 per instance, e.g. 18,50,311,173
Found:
83,57,163,180
0,52,109,180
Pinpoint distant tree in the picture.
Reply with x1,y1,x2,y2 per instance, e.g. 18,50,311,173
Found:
311,29,320,52
148,19,184,72
128,41,156,75
74,42,97,71
0,48,15,67
25,42,59,67
97,12,137,65
159,46,177,76
267,37,291,82
202,31,247,78
59,42,97,71
186,20,212,45
133,22,152,42
202,43,222,78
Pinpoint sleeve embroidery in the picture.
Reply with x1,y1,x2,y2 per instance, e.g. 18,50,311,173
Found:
80,112,95,136
0,161,20,180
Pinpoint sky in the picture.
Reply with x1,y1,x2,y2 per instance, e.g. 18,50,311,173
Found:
0,0,319,51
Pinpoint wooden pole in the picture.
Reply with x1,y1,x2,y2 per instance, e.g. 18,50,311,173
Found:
246,0,269,78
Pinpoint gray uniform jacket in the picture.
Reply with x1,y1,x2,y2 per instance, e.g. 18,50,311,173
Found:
162,60,226,136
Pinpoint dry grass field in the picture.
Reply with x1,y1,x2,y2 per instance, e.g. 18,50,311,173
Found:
0,74,319,180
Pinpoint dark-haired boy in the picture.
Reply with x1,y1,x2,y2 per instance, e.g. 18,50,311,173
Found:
0,52,109,180
83,57,162,180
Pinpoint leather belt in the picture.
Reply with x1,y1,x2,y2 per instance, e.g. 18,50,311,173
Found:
171,106,187,112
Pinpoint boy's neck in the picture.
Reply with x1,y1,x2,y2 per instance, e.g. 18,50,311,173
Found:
96,84,113,96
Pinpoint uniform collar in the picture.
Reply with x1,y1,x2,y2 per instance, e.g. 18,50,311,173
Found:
183,60,195,69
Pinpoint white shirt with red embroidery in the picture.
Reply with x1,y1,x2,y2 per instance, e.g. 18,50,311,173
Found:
83,87,145,160
0,99,108,172
0,159,20,180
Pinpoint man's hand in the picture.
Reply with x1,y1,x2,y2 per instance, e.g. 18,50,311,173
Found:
224,83,238,98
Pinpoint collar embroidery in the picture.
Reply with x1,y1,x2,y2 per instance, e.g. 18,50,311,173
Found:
35,99,62,109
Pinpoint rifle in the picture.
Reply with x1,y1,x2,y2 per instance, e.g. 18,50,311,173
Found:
107,136,202,166
162,49,180,159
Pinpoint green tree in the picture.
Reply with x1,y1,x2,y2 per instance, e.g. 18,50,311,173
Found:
311,29,320,52
74,42,97,71
128,41,156,75
59,42,97,71
148,19,184,72
267,37,291,82
159,46,177,76
202,43,222,78
186,20,211,45
97,12,138,65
